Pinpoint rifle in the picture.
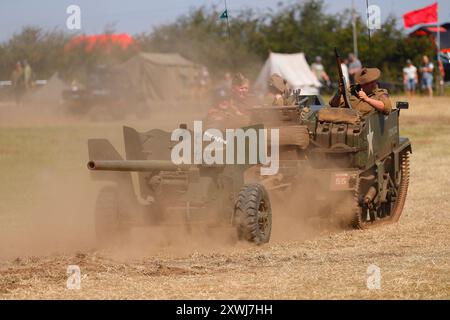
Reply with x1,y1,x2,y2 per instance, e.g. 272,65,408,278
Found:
334,48,352,109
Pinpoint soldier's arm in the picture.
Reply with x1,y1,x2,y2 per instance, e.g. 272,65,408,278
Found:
378,91,392,114
362,96,386,113
358,89,391,114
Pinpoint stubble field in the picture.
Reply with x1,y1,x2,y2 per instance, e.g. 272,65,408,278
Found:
0,97,449,299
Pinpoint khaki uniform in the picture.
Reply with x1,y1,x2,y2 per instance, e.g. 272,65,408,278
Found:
205,72,254,129
329,87,392,116
273,94,296,106
205,98,251,129
272,95,284,106
268,73,296,106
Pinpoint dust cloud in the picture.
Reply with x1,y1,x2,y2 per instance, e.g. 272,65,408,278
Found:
0,73,341,263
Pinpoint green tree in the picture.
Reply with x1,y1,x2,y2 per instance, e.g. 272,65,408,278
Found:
0,0,438,85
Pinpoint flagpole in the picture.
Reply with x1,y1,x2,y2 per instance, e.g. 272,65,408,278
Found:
224,0,231,40
436,0,442,94
222,0,234,70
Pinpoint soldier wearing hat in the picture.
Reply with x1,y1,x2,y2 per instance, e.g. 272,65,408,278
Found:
267,73,295,106
330,67,392,115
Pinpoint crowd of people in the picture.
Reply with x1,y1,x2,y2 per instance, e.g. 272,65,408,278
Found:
402,55,435,98
310,52,439,98
310,53,362,91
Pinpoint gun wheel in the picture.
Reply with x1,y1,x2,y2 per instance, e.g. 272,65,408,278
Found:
95,186,130,246
353,151,410,229
234,184,272,245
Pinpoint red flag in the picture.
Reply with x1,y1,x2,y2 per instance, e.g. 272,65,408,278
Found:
403,2,438,28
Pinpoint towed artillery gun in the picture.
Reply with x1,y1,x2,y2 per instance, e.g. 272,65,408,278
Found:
87,125,273,245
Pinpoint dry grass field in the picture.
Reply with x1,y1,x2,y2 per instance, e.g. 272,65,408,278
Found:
0,96,449,299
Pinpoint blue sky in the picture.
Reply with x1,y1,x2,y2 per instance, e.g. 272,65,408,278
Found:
1,0,449,41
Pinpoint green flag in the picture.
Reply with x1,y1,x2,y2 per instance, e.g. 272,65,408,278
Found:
220,9,228,20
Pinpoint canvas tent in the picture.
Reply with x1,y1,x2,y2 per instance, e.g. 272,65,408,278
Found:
254,52,321,95
409,23,450,53
116,52,203,101
408,23,450,82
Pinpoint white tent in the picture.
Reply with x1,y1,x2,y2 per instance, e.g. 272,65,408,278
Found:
254,52,321,95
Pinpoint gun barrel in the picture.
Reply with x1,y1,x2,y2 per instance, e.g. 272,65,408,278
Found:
334,47,352,109
87,160,191,172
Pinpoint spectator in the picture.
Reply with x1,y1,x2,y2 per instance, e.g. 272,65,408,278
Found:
348,53,362,84
23,60,33,91
341,58,350,88
403,59,418,97
420,55,434,98
311,56,330,89
11,61,25,106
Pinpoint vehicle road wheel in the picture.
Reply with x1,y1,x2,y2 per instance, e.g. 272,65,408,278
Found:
95,186,130,246
234,184,272,245
353,151,410,229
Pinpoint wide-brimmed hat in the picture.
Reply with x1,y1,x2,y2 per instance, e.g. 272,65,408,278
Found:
355,67,381,85
269,73,288,93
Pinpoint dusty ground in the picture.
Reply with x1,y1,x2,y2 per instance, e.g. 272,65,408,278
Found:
0,97,449,299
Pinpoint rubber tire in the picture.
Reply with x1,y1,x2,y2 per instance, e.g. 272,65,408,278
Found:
95,186,130,246
234,183,272,245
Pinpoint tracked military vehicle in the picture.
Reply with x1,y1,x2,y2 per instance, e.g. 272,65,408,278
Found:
249,94,411,229
246,50,411,229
